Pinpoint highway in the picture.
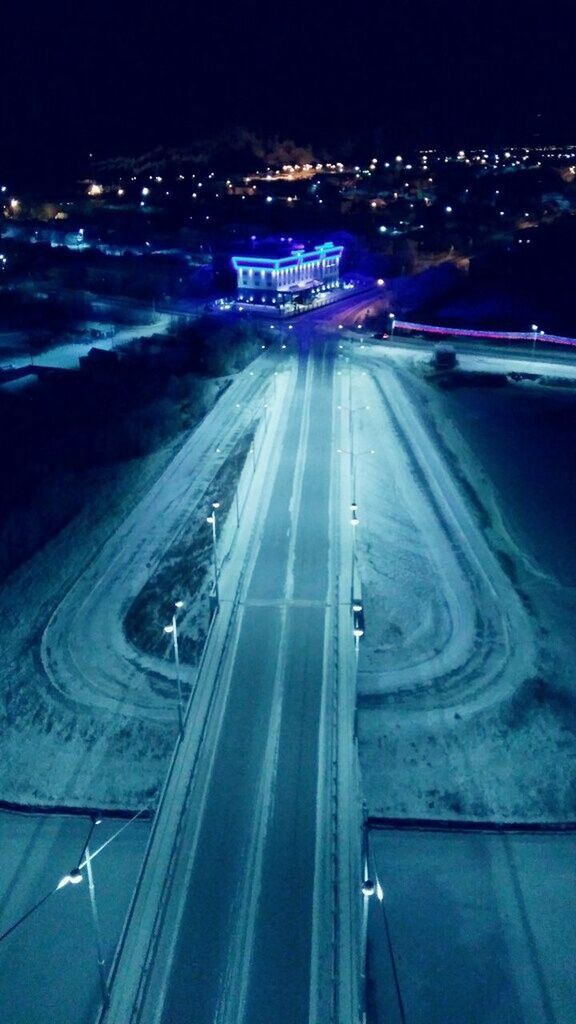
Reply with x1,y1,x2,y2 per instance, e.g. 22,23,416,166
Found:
3,283,575,1021
159,333,334,1022
98,314,355,1024
30,282,573,1022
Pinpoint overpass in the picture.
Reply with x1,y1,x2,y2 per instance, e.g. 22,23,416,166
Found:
99,327,363,1023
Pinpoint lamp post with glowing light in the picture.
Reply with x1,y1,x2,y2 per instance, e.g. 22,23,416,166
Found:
163,600,185,737
388,312,396,339
60,817,109,1009
530,323,544,355
207,502,220,609
0,810,146,1014
337,403,370,453
361,824,407,1024
348,501,356,606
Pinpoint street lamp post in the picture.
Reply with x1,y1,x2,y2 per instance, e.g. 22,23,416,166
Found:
61,818,109,1009
350,503,360,602
531,324,545,355
361,824,407,1023
0,809,146,1012
84,835,108,1009
206,502,220,608
337,403,370,461
389,312,396,339
163,600,185,738
337,447,375,507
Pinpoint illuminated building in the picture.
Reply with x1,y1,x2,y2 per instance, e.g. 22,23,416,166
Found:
231,241,343,307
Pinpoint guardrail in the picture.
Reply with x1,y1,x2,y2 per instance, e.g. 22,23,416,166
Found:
366,815,576,833
392,320,576,348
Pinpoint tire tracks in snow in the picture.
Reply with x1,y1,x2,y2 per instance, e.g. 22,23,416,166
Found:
41,361,289,721
357,360,535,715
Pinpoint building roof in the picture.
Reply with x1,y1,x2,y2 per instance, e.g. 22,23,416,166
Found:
231,241,343,271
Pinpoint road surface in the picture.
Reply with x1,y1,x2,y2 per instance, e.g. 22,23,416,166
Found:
127,330,339,1023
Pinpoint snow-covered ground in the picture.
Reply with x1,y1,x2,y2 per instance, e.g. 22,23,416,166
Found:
367,828,576,1024
0,352,290,809
348,344,576,821
0,313,172,373
371,338,576,381
40,367,276,721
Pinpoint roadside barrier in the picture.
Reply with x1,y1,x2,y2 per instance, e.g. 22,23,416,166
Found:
392,320,576,348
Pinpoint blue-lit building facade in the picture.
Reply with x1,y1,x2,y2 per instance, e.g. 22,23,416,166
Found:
231,242,343,307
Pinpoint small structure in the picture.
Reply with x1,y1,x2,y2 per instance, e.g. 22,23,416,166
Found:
433,343,457,370
231,241,343,308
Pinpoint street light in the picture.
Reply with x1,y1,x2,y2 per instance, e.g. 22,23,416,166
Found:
389,312,396,339
530,323,543,354
337,448,375,505
163,600,185,738
0,809,145,1012
350,502,361,616
337,403,370,441
59,818,109,1009
206,502,220,608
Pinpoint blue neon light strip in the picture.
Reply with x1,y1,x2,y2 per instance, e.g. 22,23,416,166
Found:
231,242,343,272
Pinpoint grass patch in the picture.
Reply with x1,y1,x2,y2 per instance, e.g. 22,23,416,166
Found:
501,676,576,734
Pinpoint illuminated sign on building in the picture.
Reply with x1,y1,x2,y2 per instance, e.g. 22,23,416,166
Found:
231,241,343,306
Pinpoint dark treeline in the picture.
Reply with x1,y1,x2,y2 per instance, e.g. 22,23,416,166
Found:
0,316,272,580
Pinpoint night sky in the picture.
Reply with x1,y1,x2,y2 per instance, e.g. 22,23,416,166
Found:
1,1,574,179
